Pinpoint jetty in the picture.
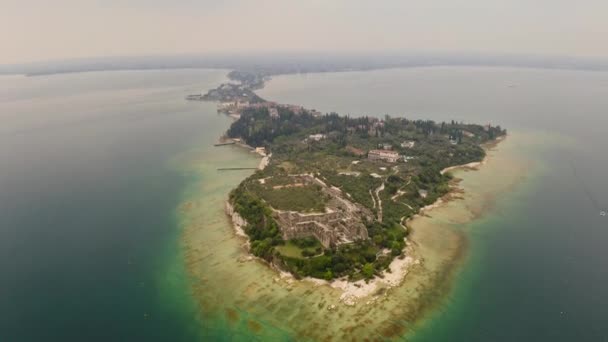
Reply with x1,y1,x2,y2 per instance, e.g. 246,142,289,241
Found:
217,167,258,171
185,94,203,101
214,142,236,146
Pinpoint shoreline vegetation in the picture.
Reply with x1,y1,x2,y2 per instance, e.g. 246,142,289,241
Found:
179,129,523,340
195,70,507,306
173,69,539,340
174,68,545,340
226,143,499,305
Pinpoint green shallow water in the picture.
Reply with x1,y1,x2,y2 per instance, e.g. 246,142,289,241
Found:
0,69,232,341
178,128,548,340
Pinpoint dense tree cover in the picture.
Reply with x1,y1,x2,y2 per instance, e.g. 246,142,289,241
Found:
227,107,318,147
277,240,388,280
229,184,283,260
228,107,504,153
227,106,505,280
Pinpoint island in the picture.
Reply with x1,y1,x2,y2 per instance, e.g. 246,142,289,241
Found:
209,74,506,283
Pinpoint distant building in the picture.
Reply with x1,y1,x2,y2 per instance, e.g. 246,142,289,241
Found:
280,104,304,114
368,150,400,163
308,134,327,141
418,189,429,198
378,143,392,150
400,141,416,148
269,107,279,119
310,110,323,117
372,120,385,128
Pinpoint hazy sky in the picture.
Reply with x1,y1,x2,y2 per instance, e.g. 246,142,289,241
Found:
2,0,607,64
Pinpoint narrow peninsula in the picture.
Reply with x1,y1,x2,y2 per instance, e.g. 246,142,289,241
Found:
202,71,506,285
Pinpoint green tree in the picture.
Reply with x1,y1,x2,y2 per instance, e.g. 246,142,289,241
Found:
362,263,375,279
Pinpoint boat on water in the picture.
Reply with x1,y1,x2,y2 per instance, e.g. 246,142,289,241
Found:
601,211,606,217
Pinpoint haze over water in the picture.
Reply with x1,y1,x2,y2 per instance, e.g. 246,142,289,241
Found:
1,66,607,341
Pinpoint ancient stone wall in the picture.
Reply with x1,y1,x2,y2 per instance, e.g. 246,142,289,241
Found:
268,173,372,248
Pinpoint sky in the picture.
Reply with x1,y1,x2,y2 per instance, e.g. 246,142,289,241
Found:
2,0,607,65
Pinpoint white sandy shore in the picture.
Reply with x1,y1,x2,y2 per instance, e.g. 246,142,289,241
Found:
440,160,484,175
327,254,419,306
258,153,271,170
440,135,505,175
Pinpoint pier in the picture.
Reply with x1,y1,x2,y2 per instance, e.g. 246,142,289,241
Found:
214,142,236,146
217,167,258,171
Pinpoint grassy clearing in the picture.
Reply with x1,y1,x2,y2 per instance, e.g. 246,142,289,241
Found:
259,184,328,212
276,239,323,259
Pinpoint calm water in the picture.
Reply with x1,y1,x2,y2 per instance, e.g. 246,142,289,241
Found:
0,69,236,341
2,67,608,341
261,67,608,341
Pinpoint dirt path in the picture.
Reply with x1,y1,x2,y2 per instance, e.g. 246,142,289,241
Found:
370,189,377,209
375,183,385,222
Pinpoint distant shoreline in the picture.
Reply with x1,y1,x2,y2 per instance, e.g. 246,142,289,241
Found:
5,52,608,77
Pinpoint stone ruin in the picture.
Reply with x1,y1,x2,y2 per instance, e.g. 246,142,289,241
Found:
271,174,372,248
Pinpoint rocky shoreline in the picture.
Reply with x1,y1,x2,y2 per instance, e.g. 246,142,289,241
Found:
222,138,504,306
208,68,506,306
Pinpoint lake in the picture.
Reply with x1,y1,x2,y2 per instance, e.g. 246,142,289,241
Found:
0,69,245,341
260,67,608,341
2,66,607,341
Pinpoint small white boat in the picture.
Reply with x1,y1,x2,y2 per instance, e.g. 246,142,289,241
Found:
601,211,606,217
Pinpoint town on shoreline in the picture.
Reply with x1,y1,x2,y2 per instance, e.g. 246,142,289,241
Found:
192,70,507,293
